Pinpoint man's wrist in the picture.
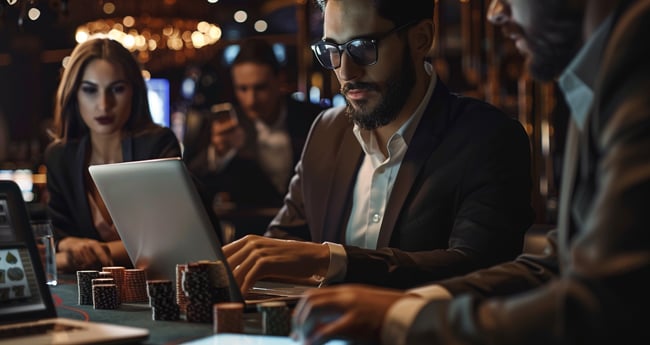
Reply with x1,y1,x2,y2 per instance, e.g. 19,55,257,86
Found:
381,296,429,345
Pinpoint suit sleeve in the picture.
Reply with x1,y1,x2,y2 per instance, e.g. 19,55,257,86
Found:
399,4,650,344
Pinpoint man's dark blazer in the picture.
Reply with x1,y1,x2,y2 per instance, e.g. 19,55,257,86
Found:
412,1,650,344
45,127,181,244
267,80,534,289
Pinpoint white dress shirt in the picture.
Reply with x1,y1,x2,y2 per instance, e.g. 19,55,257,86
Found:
255,104,293,195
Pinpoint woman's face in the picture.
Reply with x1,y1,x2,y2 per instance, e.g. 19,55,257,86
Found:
77,58,133,137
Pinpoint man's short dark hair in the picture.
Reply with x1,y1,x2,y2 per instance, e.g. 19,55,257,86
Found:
314,0,434,27
231,38,281,75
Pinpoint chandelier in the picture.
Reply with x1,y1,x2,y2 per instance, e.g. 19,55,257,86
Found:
75,15,223,69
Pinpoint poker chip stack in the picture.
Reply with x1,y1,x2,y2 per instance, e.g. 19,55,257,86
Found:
91,277,119,307
176,264,189,314
213,302,244,334
146,280,180,321
198,260,230,303
76,270,100,305
182,263,212,323
258,301,291,336
181,260,231,323
92,284,119,309
123,268,148,303
102,266,125,301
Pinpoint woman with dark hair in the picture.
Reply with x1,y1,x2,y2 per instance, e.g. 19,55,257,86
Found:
45,38,181,272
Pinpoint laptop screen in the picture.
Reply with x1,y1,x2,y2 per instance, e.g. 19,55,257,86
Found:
0,244,48,317
0,182,56,324
0,197,17,243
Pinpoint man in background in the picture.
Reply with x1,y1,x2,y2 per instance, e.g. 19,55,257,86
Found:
186,38,325,217
291,0,650,344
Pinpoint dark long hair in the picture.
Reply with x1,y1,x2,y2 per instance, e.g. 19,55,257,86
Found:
52,38,155,142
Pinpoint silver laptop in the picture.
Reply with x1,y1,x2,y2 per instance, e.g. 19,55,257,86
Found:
88,157,314,306
0,180,149,345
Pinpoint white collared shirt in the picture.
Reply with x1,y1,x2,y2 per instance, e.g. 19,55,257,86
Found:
255,103,293,194
558,14,613,130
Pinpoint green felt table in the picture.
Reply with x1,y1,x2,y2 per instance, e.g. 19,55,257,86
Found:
50,276,263,345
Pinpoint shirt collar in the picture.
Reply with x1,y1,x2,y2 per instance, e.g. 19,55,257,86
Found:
557,14,613,130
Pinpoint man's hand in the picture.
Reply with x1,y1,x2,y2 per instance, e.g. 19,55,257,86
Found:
211,118,245,156
291,285,405,345
57,237,113,272
222,235,330,295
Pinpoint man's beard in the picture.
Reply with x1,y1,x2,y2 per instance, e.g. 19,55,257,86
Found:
525,2,583,81
343,46,416,130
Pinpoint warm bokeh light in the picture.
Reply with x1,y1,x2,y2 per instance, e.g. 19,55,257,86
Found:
254,20,268,32
102,2,115,14
27,8,40,21
76,17,222,64
234,10,247,23
123,16,135,27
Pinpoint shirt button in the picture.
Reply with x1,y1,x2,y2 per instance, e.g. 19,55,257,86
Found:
372,214,381,223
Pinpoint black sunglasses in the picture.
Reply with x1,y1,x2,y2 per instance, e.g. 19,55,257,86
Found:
311,21,416,70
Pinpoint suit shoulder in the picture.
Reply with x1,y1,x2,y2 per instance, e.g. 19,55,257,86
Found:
451,94,523,129
314,105,348,128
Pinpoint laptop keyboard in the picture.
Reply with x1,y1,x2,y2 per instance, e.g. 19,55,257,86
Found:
245,291,285,300
0,322,83,339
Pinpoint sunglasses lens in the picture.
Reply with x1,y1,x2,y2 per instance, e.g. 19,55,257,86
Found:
312,42,340,69
347,39,377,65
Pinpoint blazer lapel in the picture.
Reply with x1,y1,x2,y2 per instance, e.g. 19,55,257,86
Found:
376,82,451,248
556,120,580,271
321,126,363,243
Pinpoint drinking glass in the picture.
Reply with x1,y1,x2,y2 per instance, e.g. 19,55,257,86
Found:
31,220,57,286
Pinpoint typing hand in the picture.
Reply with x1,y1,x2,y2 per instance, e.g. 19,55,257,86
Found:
57,237,113,272
291,285,405,345
222,235,329,295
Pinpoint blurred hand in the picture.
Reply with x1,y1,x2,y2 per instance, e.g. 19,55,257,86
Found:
211,118,245,156
57,237,113,272
222,235,329,295
292,285,406,345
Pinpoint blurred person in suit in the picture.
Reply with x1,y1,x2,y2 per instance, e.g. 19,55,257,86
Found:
45,38,181,272
291,1,650,344
186,103,283,209
189,38,323,207
223,0,533,295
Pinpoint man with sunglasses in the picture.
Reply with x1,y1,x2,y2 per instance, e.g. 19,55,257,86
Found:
223,0,532,295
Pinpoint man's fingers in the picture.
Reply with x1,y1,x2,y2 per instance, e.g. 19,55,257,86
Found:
92,243,113,267
222,234,258,257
